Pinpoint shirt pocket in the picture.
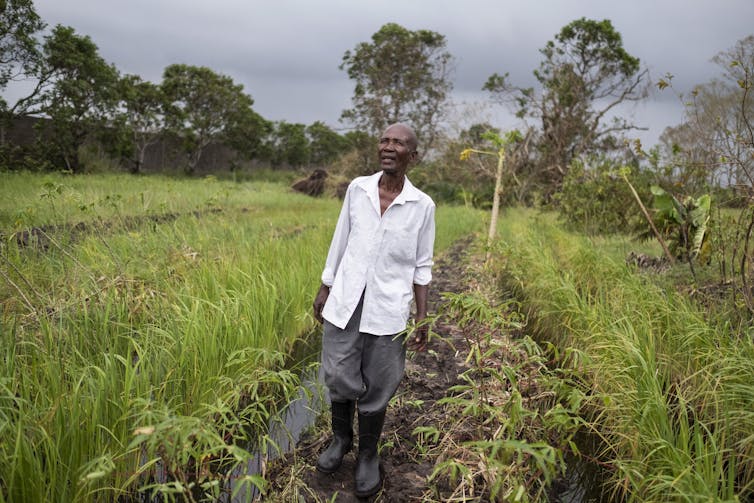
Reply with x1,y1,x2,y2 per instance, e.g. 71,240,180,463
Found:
384,228,417,265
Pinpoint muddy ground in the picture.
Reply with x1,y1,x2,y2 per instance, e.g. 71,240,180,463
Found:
263,238,490,502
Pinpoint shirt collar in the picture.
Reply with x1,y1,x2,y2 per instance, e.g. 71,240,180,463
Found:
354,171,421,212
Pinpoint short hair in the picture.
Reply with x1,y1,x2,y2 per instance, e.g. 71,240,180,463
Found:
384,123,418,151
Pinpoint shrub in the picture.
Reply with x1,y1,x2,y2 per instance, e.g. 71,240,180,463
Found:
555,157,651,235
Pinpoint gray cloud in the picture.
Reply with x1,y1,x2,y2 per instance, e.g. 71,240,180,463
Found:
20,0,754,145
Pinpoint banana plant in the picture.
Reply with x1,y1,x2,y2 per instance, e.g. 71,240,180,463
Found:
649,185,711,279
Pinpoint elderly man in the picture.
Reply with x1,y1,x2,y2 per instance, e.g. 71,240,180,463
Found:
312,123,435,497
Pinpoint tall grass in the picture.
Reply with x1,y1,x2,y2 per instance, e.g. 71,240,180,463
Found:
0,173,484,502
495,208,754,501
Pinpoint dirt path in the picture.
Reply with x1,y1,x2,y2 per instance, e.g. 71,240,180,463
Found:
264,238,476,502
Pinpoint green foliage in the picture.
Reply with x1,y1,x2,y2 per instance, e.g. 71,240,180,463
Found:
0,4,48,169
224,105,270,169
423,282,582,501
649,185,711,263
556,158,650,235
495,209,754,501
485,18,648,194
263,121,310,168
0,0,45,108
108,74,166,173
36,25,120,173
305,121,349,167
543,18,640,82
161,64,261,174
340,22,452,153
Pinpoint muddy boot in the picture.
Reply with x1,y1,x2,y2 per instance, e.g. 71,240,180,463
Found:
316,400,355,473
354,409,386,497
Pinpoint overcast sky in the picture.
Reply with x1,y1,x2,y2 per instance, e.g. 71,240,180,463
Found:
18,0,754,146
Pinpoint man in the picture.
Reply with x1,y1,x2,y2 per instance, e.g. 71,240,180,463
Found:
312,123,435,497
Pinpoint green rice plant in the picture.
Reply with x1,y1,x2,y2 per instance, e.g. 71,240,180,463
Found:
0,174,483,501
493,207,754,501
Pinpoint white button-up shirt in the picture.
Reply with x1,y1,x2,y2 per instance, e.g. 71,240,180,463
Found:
321,171,435,335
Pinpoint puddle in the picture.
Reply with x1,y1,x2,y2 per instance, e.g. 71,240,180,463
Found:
549,430,619,502
226,366,324,502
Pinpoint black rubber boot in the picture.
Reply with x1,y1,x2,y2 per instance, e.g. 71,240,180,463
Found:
316,401,355,473
354,409,386,497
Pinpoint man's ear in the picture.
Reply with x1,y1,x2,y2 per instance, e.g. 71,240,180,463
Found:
410,150,419,163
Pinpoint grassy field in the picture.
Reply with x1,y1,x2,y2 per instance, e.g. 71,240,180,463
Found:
495,208,754,501
0,171,485,502
8,173,752,501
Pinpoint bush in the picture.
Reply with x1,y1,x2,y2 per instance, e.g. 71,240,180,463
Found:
555,157,651,235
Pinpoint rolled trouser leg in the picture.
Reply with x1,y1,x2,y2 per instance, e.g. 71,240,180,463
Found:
316,400,355,473
354,409,386,497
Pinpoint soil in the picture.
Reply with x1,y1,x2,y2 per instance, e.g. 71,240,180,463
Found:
263,238,478,502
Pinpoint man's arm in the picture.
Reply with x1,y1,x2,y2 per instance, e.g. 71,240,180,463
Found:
313,183,353,324
320,185,353,288
408,283,429,351
409,202,435,351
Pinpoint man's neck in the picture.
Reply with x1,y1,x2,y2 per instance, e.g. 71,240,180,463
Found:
379,171,404,194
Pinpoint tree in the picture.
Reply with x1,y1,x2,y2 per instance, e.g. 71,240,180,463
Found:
656,35,754,313
161,64,257,174
658,119,721,192
223,105,270,170
460,130,526,261
266,121,309,167
37,25,120,172
340,23,453,155
0,0,46,147
110,74,165,174
657,35,754,196
485,18,649,194
430,123,500,206
422,123,536,207
306,121,348,166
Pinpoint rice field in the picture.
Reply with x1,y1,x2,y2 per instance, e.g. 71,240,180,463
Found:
0,171,485,502
494,208,754,501
8,173,752,502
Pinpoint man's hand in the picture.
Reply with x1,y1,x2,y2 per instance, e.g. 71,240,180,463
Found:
408,322,428,352
313,284,330,324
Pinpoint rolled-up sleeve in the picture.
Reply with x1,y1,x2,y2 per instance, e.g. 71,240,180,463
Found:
413,202,435,285
321,184,353,287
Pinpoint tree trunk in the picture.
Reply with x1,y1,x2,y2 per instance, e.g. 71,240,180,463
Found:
622,173,675,264
487,149,505,263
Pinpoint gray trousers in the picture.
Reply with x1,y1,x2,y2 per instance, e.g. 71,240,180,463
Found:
321,296,407,414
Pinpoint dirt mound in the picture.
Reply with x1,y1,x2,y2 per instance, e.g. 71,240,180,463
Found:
291,169,328,197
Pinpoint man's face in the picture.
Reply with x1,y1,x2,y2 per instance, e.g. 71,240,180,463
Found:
378,125,416,175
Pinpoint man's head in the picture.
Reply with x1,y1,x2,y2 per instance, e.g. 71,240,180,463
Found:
378,123,418,176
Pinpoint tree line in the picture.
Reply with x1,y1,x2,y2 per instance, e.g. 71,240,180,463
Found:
2,0,752,218
0,0,366,174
